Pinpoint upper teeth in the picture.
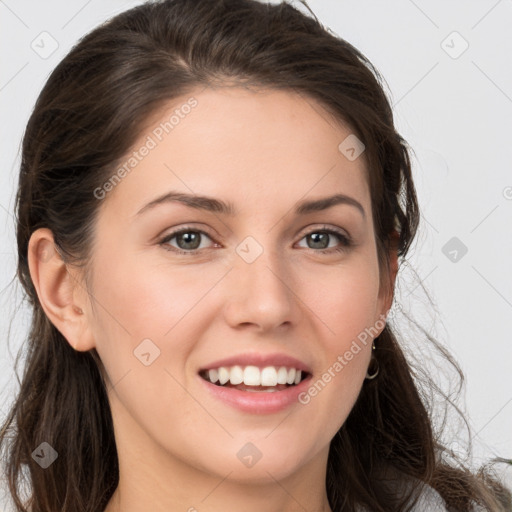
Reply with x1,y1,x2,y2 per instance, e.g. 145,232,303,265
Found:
205,366,303,386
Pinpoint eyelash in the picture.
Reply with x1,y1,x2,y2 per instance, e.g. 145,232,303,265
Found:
159,225,353,256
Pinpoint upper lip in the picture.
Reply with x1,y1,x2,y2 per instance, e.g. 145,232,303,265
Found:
199,353,312,374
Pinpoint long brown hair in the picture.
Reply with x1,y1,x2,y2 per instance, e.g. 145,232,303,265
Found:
1,0,510,510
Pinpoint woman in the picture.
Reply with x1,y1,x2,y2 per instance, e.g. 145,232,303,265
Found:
0,0,510,510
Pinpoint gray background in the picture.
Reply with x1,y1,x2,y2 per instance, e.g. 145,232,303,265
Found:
1,0,511,507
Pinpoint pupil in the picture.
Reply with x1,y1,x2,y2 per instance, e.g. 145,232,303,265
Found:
309,232,328,249
178,232,200,250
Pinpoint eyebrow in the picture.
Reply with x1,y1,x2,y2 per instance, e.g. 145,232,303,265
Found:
136,191,366,219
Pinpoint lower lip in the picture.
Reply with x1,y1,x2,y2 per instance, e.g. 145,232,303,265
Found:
199,374,312,414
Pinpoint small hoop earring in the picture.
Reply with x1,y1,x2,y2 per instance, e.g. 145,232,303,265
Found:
365,341,379,380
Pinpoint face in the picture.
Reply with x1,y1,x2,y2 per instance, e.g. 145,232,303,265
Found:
79,87,392,485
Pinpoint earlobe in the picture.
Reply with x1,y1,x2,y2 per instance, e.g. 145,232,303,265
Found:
27,228,95,352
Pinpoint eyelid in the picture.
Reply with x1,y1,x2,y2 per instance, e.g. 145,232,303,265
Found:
294,224,353,253
159,225,217,250
297,223,350,239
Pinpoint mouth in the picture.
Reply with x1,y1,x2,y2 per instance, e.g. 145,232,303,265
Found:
198,365,311,393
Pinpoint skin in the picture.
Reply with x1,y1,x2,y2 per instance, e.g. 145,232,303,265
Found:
28,86,397,512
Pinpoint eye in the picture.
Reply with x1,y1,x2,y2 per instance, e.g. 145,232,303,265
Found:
159,225,353,256
159,227,217,255
296,226,353,254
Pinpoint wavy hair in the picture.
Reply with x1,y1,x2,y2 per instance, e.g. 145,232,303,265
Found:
1,0,510,510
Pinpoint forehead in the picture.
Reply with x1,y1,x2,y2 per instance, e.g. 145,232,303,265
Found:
99,86,371,219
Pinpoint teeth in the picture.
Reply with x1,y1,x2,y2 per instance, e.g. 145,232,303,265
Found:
230,365,243,385
202,365,306,387
261,367,277,386
286,368,296,385
218,367,230,385
208,368,218,384
276,367,288,384
243,366,261,386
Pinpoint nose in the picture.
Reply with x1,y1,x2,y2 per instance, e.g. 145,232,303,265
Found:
221,242,300,333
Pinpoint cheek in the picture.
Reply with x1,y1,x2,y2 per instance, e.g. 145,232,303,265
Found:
86,254,219,441
291,256,381,425
305,253,382,346
87,251,227,375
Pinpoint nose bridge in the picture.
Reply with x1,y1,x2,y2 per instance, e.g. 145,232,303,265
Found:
223,234,297,329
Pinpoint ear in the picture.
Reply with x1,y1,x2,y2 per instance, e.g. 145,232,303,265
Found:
377,229,400,324
27,228,95,352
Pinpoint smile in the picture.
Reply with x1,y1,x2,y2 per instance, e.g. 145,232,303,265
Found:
199,365,308,391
